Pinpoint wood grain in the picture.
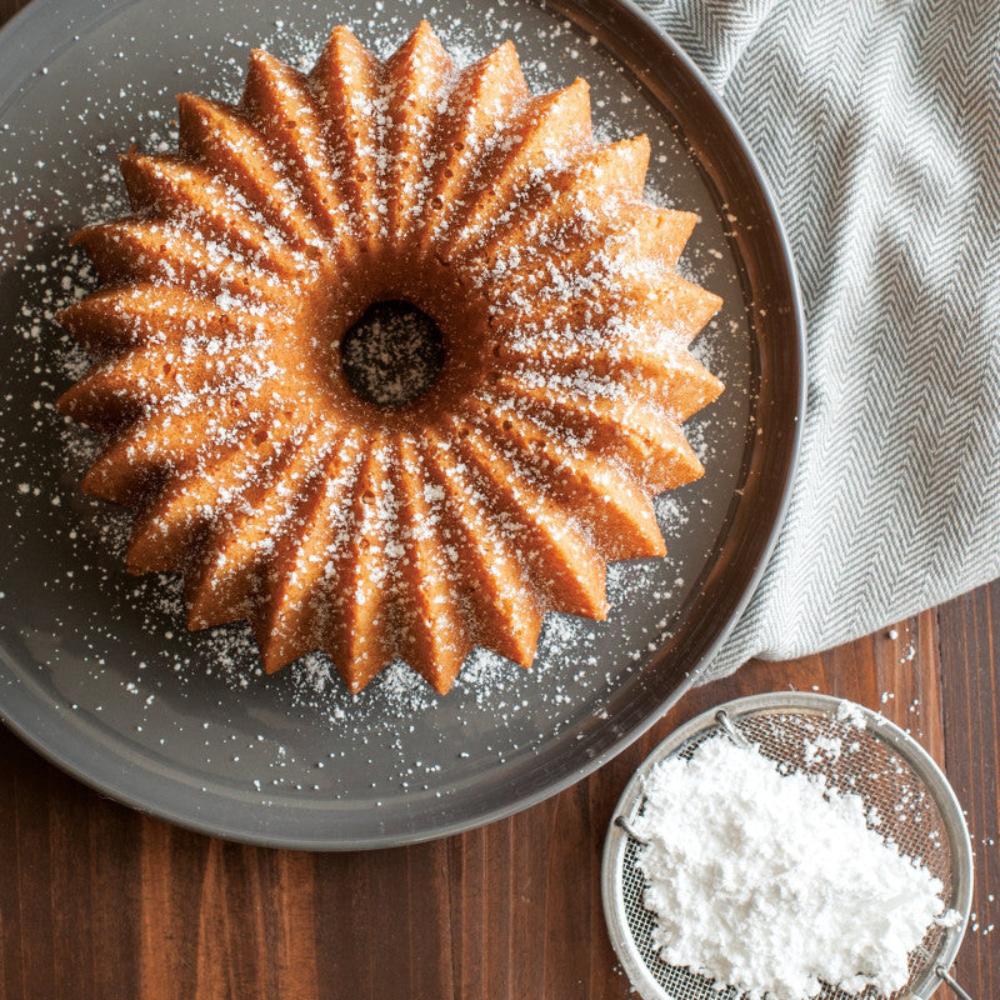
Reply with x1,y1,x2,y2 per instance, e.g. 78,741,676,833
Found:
0,1,996,996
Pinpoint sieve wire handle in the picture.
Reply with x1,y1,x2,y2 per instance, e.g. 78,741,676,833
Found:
715,709,752,750
614,814,650,845
934,963,974,1000
914,945,975,999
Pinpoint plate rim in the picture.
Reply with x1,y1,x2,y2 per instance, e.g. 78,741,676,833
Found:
0,0,806,850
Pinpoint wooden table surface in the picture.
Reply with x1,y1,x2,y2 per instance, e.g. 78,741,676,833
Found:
2,580,996,1000
0,2,996,997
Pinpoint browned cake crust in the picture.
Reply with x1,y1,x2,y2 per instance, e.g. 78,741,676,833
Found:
56,21,724,695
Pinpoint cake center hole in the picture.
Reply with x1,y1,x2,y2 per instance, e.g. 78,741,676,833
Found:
340,300,446,408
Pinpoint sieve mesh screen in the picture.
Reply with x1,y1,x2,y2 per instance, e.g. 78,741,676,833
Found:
616,707,957,1000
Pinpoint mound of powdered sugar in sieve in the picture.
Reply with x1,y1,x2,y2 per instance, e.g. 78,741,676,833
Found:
633,735,958,999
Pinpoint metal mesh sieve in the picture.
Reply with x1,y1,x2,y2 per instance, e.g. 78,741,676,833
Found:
601,693,974,1000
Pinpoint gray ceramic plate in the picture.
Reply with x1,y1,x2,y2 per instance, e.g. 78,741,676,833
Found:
0,0,803,848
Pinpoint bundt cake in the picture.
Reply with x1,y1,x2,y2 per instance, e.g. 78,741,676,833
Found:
56,21,724,695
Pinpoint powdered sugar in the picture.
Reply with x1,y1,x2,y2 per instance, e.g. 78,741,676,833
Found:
634,736,954,999
836,698,868,729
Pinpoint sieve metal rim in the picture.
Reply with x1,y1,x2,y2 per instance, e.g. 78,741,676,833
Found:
601,692,975,1000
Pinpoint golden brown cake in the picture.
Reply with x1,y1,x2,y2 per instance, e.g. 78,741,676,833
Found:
56,21,724,695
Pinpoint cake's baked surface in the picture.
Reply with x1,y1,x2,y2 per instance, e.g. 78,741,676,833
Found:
57,21,724,695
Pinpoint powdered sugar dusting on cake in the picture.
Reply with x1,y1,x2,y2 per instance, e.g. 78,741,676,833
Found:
0,0,752,800
46,18,728,697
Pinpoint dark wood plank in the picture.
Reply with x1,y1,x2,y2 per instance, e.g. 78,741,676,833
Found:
0,728,143,999
937,583,1000,998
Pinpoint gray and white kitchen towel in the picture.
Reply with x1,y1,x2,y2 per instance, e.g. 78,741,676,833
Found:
641,0,1000,679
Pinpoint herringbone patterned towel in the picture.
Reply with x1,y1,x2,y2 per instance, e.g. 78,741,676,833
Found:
640,0,1000,679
